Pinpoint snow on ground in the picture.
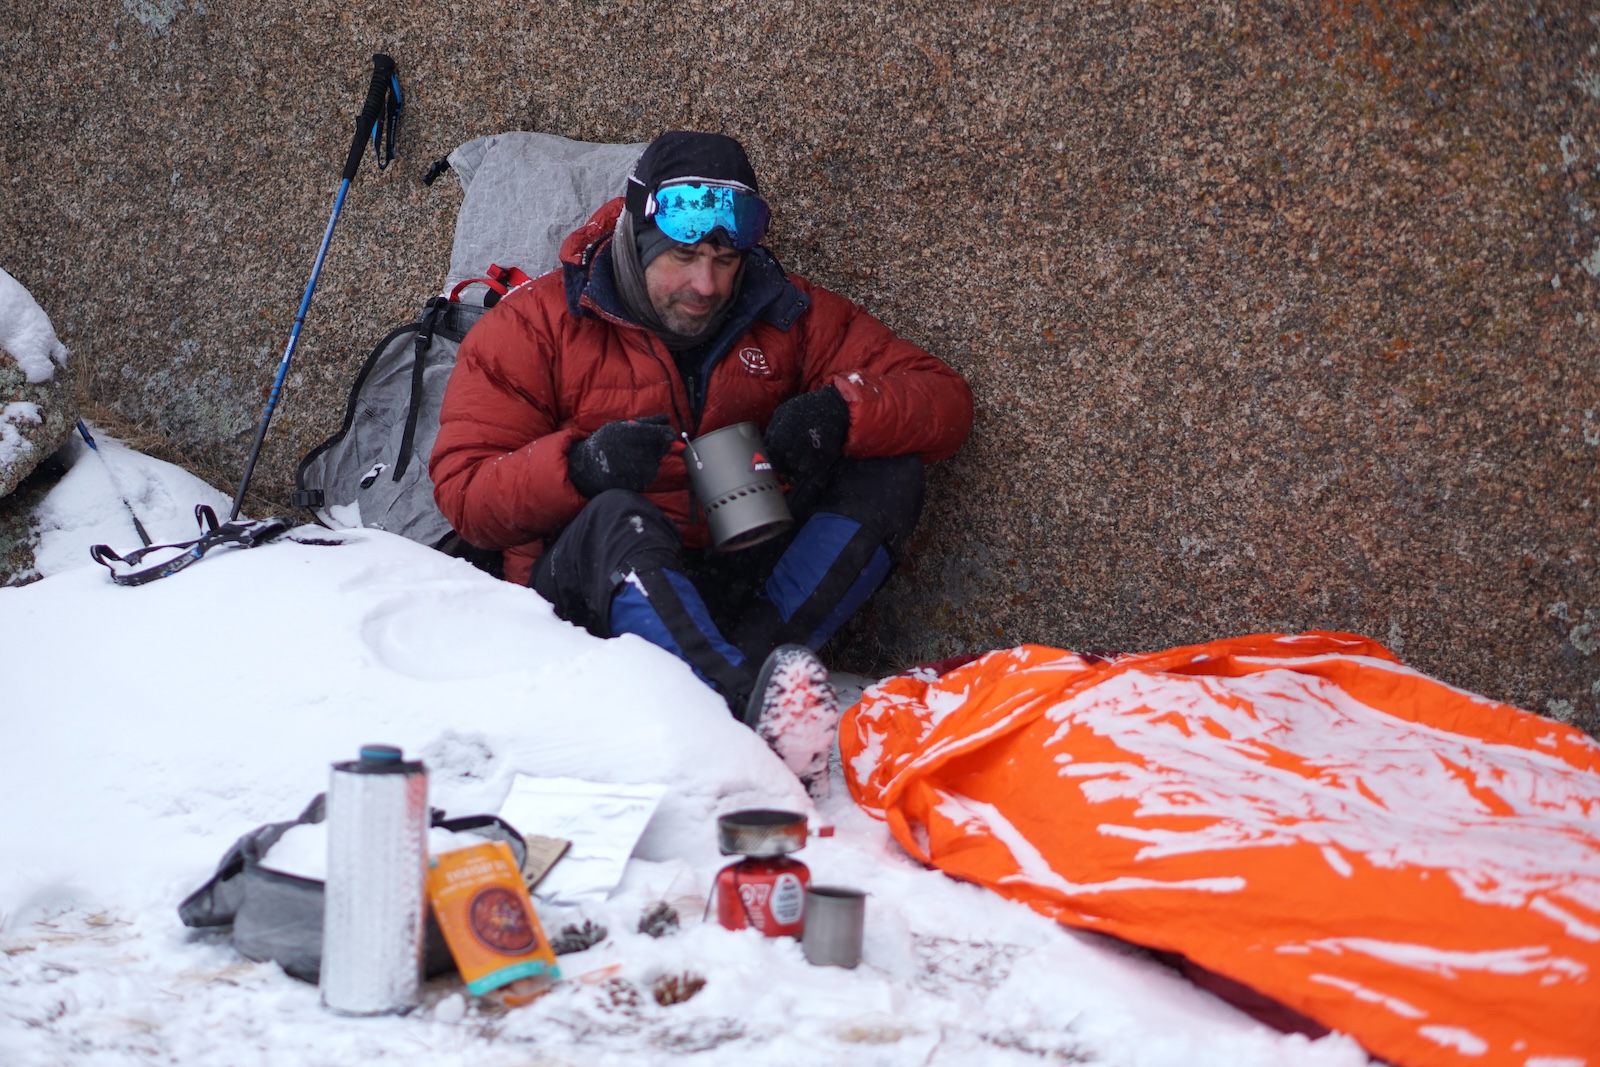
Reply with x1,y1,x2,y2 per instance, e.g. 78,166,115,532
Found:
27,430,232,579
0,438,1373,1067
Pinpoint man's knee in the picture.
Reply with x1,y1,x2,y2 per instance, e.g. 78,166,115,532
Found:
571,490,681,552
727,456,925,660
817,455,925,558
532,490,683,632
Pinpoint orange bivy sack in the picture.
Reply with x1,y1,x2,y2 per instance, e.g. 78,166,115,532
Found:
841,632,1600,1067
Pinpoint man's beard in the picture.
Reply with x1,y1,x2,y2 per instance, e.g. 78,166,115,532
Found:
652,289,730,337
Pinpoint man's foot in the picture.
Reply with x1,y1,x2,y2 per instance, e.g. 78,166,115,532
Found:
743,644,840,795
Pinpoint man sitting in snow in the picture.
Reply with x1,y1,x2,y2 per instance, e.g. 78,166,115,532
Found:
431,131,972,787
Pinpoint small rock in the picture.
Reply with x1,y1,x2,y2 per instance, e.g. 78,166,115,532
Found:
550,919,607,955
637,901,680,939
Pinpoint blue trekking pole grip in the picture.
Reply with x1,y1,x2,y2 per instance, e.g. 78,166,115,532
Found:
230,53,399,521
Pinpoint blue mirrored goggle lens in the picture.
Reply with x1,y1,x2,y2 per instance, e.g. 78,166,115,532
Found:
650,184,770,250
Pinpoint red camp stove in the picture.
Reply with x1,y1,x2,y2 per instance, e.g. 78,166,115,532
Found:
713,810,810,938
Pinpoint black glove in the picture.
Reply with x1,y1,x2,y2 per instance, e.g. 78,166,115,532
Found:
567,414,677,498
764,386,850,486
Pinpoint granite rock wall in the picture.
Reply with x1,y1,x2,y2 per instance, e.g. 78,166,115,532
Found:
0,352,76,500
2,1,1596,730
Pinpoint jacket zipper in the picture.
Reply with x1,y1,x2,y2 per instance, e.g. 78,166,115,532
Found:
576,293,694,434
575,291,708,528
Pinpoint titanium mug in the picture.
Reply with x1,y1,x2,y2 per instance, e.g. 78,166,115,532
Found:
801,885,866,968
684,422,793,551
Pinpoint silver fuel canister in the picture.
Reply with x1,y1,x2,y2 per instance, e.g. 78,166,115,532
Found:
320,744,428,1015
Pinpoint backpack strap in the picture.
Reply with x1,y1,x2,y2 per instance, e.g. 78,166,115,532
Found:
491,264,533,289
390,264,533,480
422,156,451,186
392,296,450,482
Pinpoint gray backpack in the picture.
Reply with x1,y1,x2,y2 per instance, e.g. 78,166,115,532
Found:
291,132,645,566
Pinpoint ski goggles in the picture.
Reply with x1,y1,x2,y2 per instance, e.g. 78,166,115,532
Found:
645,180,771,250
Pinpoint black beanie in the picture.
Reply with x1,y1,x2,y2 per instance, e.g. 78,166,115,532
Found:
624,131,761,221
634,221,680,269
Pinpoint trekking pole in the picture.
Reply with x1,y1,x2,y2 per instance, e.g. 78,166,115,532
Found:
229,53,401,520
76,419,153,547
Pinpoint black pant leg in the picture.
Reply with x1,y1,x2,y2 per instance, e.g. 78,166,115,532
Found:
530,489,683,636
531,489,754,705
812,454,926,558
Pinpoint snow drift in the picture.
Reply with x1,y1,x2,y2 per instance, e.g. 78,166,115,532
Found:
0,437,1372,1067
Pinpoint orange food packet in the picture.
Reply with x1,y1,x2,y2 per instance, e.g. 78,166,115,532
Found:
426,840,560,997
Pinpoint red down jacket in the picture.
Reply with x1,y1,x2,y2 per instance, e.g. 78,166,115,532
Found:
431,199,973,585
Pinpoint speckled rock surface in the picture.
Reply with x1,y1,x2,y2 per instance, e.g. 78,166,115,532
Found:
0,450,67,587
2,1,1597,730
0,354,76,499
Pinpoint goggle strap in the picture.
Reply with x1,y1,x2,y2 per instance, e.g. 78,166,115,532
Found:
658,176,756,193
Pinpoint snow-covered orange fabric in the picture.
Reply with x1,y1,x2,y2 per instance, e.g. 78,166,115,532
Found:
841,632,1600,1067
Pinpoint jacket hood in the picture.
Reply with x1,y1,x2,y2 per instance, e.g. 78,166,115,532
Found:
559,197,627,271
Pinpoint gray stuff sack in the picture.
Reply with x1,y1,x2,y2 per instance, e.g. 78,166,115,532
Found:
291,132,644,559
442,131,646,292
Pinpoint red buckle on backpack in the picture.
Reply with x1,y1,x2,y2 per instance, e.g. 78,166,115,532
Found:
448,263,534,303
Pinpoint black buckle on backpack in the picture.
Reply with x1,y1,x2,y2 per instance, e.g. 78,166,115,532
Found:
422,155,451,186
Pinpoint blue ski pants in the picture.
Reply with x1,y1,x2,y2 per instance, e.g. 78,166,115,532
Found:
530,455,925,707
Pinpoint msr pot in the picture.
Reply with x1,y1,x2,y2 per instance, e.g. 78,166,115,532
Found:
684,423,793,551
